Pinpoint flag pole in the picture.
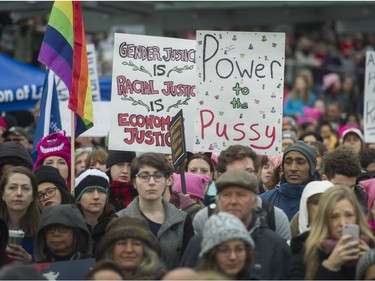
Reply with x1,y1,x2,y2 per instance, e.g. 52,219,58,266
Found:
70,110,75,195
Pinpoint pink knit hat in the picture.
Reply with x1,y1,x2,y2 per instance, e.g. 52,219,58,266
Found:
268,155,282,169
322,73,340,91
173,172,211,200
33,131,71,173
359,178,375,212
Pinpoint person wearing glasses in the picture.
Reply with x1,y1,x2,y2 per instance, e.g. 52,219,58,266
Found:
116,152,194,270
196,212,255,279
34,165,75,207
0,166,42,264
34,204,92,262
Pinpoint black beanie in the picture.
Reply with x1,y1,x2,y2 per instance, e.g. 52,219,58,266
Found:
106,150,136,169
75,169,110,202
283,140,317,177
34,165,67,190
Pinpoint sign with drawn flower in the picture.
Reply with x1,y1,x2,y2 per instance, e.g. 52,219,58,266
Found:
194,31,285,155
109,33,196,153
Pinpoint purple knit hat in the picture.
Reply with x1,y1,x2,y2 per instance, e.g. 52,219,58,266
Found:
33,131,71,173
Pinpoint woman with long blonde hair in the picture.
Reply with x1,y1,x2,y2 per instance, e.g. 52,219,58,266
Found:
304,185,374,279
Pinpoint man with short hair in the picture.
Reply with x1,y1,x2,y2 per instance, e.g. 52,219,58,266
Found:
180,169,291,279
321,145,367,212
193,144,291,240
260,140,319,221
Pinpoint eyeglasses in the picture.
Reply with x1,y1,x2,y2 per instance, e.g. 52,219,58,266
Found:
136,172,165,182
217,246,246,256
45,224,72,234
38,187,57,201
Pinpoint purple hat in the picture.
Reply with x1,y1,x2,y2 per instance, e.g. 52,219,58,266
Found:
33,131,71,173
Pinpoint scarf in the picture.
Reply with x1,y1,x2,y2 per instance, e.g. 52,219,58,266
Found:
320,235,374,267
109,181,138,211
369,220,375,233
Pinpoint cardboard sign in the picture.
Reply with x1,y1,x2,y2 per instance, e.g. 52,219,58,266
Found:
108,33,196,153
194,31,285,155
364,51,375,143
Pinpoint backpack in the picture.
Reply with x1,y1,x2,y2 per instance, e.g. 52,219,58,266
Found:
207,201,276,232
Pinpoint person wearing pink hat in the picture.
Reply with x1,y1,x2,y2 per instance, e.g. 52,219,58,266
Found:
258,155,283,194
33,131,71,185
342,127,364,154
318,72,350,115
359,178,375,234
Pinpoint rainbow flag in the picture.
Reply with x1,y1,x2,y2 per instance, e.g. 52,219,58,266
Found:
38,1,93,137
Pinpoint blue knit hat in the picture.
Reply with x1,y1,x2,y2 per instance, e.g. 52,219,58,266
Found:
283,140,317,177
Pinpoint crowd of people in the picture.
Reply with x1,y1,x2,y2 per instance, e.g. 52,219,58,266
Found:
0,103,373,280
1,13,375,281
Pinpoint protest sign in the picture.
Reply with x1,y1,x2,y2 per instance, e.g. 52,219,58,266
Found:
60,101,110,137
364,51,375,143
194,31,285,155
170,109,187,169
108,33,196,153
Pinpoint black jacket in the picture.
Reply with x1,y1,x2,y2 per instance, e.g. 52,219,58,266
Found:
180,208,291,280
288,231,356,280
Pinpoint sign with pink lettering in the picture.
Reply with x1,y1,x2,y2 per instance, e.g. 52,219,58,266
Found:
109,33,196,152
194,31,285,155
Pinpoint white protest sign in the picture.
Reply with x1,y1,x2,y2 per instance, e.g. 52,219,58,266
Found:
364,51,375,143
56,43,101,102
194,31,285,155
60,101,110,137
108,33,196,153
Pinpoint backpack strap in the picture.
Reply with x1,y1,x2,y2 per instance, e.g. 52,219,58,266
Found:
261,200,276,231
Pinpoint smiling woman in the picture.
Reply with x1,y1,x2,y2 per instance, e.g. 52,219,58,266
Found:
96,215,162,279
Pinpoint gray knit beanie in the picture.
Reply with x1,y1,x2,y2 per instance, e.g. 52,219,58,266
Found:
283,140,317,177
199,212,254,258
356,249,375,280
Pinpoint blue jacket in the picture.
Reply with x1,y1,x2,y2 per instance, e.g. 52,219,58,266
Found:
260,182,305,221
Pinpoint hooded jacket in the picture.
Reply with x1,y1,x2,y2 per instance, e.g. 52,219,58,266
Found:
0,141,33,169
117,197,194,269
34,204,93,262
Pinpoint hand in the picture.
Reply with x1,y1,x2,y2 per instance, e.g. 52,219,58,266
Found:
358,239,371,257
6,244,32,264
324,235,361,270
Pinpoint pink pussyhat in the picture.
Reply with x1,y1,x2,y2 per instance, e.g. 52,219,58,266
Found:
33,131,71,174
268,155,282,169
173,172,211,200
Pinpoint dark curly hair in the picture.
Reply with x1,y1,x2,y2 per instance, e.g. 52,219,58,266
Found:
359,147,375,170
321,146,361,179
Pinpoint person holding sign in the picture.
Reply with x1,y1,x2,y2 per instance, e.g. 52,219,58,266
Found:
116,152,194,269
